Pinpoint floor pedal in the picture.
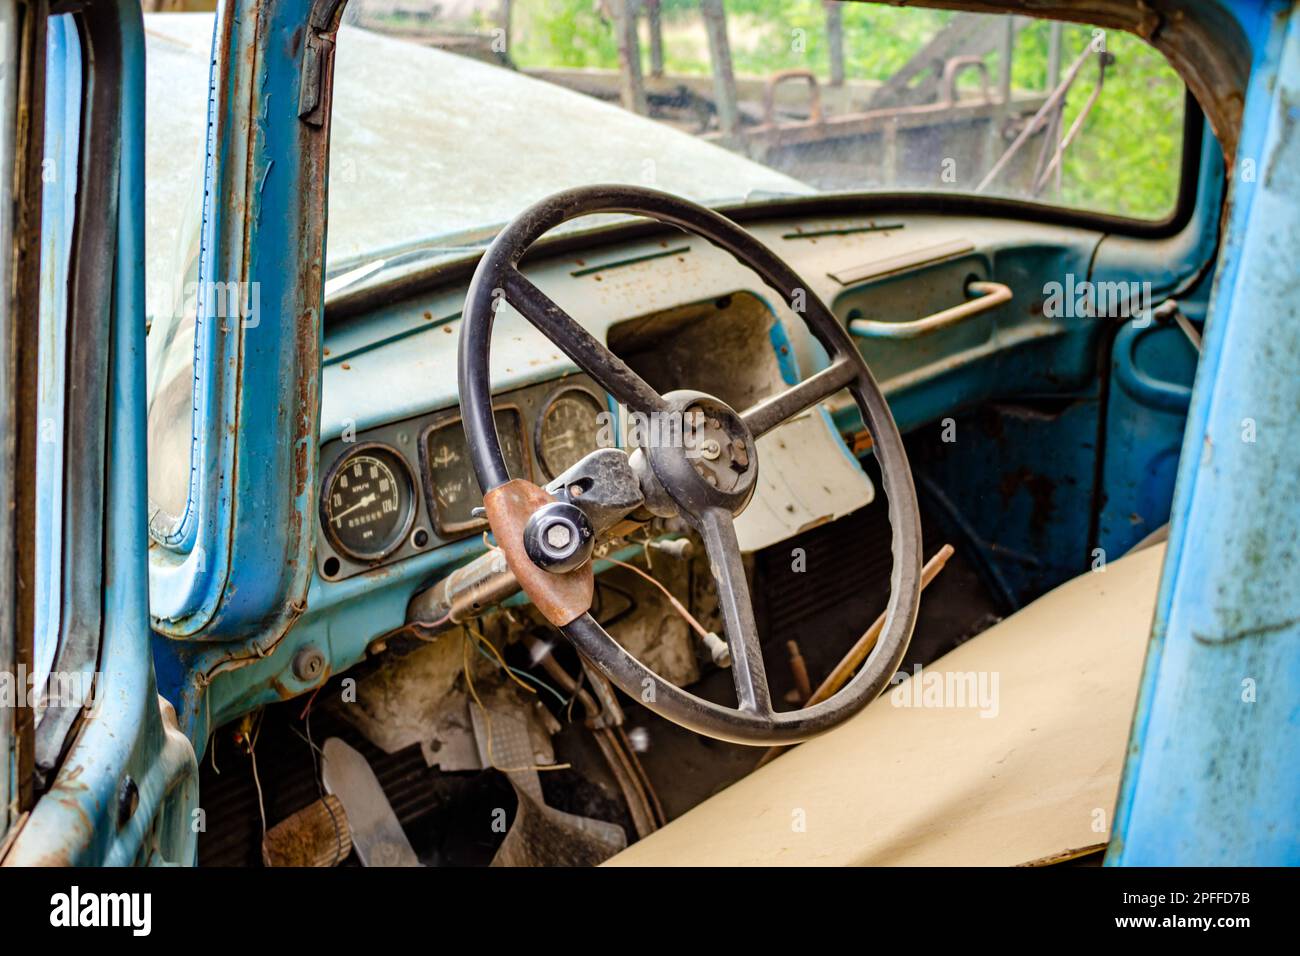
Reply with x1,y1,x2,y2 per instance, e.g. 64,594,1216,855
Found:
321,737,420,866
470,699,626,866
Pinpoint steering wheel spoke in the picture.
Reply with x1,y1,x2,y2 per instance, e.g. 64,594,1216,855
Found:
741,357,858,438
502,268,666,415
694,506,771,715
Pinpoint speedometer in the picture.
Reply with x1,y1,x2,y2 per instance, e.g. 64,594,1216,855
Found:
536,387,607,479
320,444,415,561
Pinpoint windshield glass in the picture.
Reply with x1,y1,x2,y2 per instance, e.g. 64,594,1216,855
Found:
144,2,1187,541
327,0,1185,276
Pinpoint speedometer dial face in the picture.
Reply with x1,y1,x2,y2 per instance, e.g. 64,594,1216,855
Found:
424,408,529,535
320,445,415,561
536,388,607,479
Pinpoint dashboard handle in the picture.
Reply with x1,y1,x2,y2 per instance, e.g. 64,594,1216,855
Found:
848,279,1012,340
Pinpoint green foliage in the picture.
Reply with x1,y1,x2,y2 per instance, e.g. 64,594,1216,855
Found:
509,1,1184,220
512,0,620,68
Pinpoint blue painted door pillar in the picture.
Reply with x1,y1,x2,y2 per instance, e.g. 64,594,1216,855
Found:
1108,2,1300,865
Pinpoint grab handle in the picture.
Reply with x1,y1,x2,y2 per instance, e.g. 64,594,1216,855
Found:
848,280,1012,340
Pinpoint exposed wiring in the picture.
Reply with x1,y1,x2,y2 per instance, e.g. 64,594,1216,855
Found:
461,630,571,774
467,622,537,697
410,611,451,632
298,682,325,721
603,555,713,643
296,705,346,867
250,749,267,851
241,713,269,858
468,630,569,707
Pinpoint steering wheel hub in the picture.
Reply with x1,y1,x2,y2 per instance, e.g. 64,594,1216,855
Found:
643,390,758,518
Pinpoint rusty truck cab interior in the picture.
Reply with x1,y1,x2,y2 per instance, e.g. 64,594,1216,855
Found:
8,0,1291,870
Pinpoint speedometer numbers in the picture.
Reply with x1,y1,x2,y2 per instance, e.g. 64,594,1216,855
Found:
320,444,415,561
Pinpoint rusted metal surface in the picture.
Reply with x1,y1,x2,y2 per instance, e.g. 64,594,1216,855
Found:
482,479,594,627
761,69,824,128
262,794,350,866
4,0,50,826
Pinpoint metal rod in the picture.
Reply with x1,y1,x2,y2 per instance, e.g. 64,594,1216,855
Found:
1046,21,1063,90
645,0,664,79
997,17,1014,105
611,0,647,114
976,44,1096,193
755,544,955,769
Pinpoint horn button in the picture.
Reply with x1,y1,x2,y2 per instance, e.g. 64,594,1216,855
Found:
643,391,759,516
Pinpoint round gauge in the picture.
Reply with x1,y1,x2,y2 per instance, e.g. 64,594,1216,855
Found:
320,444,415,562
536,387,607,479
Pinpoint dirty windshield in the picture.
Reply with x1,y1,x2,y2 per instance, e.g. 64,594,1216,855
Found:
144,1,1186,538
322,1,1186,283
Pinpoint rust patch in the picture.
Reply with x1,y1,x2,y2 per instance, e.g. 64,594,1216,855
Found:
483,479,593,626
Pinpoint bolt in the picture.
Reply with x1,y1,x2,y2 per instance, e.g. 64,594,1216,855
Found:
545,522,573,550
700,438,721,460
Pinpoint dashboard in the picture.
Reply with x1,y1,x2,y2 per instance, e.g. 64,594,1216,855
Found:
316,373,610,581
313,212,1097,592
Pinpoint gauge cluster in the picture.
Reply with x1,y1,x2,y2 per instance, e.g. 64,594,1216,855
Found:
316,375,610,581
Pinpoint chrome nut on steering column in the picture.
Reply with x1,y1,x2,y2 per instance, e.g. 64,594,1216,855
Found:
523,501,595,573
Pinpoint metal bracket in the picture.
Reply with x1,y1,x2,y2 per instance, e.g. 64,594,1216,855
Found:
298,0,349,126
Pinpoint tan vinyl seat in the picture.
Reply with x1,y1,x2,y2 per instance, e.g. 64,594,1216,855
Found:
605,542,1166,867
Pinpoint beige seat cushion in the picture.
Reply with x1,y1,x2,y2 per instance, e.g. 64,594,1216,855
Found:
606,542,1165,866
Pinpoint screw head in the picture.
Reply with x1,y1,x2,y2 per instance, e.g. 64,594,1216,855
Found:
545,522,572,550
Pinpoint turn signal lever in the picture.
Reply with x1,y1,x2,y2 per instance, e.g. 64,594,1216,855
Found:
406,449,645,631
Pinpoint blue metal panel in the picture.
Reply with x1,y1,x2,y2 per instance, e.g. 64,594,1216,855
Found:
147,0,330,653
1097,320,1198,557
1109,0,1300,865
33,16,81,693
6,1,198,867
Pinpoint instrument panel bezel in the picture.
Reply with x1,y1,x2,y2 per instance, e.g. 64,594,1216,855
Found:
315,372,603,582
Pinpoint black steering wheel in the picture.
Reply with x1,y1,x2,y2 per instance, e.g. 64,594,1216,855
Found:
458,185,922,745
